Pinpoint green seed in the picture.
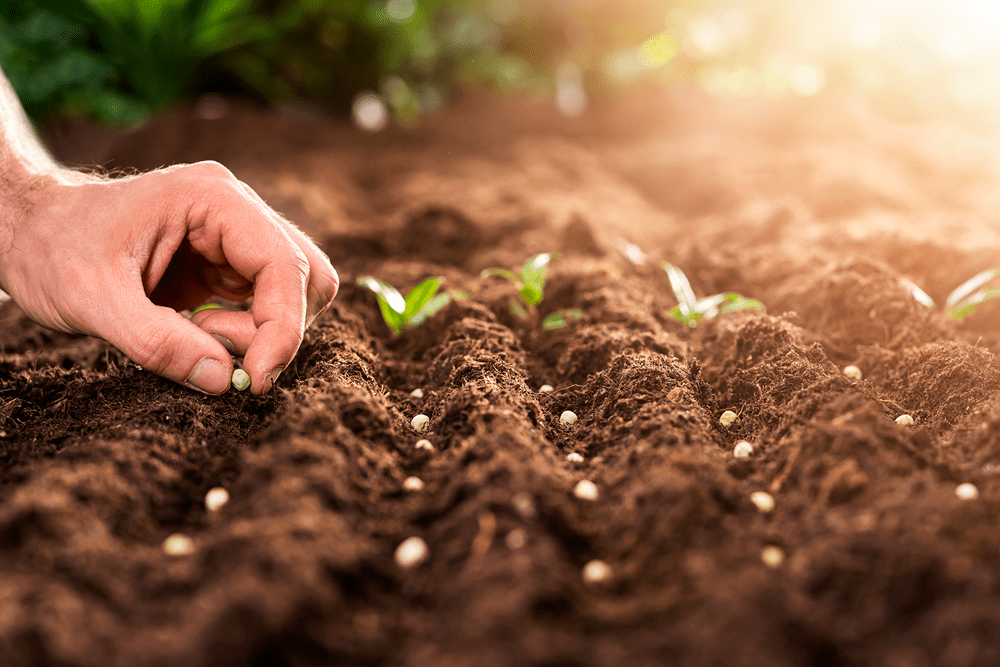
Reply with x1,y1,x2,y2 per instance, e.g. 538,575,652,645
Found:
232,369,251,391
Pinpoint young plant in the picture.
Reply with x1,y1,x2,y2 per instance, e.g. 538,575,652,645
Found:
357,276,464,335
481,253,582,330
902,268,1000,321
663,262,764,328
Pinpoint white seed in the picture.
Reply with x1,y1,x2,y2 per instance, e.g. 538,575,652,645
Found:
750,491,775,513
843,365,863,380
567,452,585,463
411,414,430,433
402,476,425,492
410,388,424,398
162,533,195,557
539,384,554,393
760,545,785,568
511,492,536,518
733,441,754,459
231,369,251,391
560,410,578,426
395,536,429,569
415,439,435,452
582,559,612,584
204,487,230,513
505,528,527,550
895,414,914,426
720,410,740,428
956,482,980,500
574,479,599,501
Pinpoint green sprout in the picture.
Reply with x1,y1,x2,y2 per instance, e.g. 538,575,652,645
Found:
357,276,465,335
663,262,764,328
481,253,582,330
902,268,1000,321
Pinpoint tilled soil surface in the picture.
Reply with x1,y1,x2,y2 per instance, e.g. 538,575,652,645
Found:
5,89,1000,667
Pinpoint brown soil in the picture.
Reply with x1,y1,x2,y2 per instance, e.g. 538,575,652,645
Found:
6,87,1000,667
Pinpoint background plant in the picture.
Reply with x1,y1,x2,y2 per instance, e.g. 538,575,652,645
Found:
663,262,764,328
481,253,582,330
357,275,464,335
902,268,1000,321
6,0,996,128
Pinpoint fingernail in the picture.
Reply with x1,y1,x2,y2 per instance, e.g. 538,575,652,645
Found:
210,334,236,354
266,366,283,393
185,358,230,395
306,285,333,328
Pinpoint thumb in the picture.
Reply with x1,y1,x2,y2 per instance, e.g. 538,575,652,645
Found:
102,294,234,394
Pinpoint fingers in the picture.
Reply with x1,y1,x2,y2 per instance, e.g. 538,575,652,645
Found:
106,290,234,394
154,162,339,395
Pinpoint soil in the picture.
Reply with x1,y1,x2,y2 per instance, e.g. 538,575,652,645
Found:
6,87,1000,667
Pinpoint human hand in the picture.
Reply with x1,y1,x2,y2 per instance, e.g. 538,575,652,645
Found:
0,161,338,395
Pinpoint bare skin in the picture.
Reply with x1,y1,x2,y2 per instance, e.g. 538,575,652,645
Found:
0,68,338,395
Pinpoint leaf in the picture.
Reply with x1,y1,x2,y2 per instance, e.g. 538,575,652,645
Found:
541,308,583,330
509,300,528,320
946,268,1000,311
520,253,552,299
518,284,544,307
718,294,765,315
663,263,698,319
480,267,522,285
403,277,442,322
667,305,698,328
948,287,1000,322
408,292,451,328
357,276,406,335
900,278,935,309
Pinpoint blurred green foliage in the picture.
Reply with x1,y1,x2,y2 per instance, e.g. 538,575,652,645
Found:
1,0,995,126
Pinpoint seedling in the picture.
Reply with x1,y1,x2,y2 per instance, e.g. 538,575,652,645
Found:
481,253,583,330
902,268,1000,321
357,276,466,335
663,263,764,328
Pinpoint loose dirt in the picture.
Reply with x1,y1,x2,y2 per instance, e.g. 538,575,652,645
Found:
5,88,1000,666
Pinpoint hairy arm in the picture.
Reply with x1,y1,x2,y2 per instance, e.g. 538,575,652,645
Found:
0,66,337,395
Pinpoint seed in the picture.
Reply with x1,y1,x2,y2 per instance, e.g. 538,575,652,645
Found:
162,533,195,557
760,545,784,568
560,410,578,425
720,410,740,428
955,482,980,500
204,487,230,513
733,441,754,458
410,388,424,398
750,491,775,513
411,414,430,433
505,528,528,550
511,492,536,518
402,476,425,492
843,365,863,380
895,414,914,426
574,479,599,501
567,452,585,463
582,559,612,584
395,536,429,569
231,369,251,391
539,384,554,393
415,439,434,452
